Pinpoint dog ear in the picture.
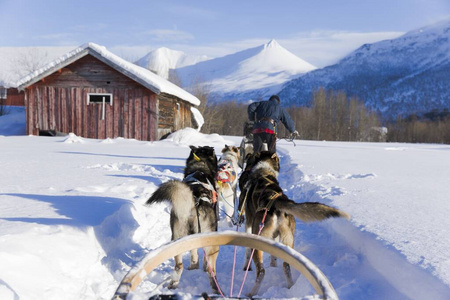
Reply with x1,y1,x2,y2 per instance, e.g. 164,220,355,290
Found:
189,145,197,151
271,153,277,159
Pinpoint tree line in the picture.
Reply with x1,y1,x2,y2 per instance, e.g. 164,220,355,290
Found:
386,109,450,144
196,88,385,142
193,85,449,144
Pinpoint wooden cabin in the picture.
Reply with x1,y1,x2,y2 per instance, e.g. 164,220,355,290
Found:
16,43,201,140
0,87,25,106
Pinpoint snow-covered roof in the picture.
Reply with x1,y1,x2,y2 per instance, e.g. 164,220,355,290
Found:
16,43,200,106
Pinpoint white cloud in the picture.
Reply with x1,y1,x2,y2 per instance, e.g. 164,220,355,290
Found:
31,32,80,47
279,30,405,67
33,32,73,41
143,29,195,42
166,4,217,20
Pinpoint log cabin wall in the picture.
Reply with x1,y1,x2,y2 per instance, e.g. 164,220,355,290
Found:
157,93,192,139
23,54,169,141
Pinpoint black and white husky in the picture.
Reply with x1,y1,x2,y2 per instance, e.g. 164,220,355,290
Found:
216,145,240,227
146,145,220,294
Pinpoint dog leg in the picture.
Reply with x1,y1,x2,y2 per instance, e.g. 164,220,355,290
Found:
220,186,235,227
283,262,294,288
169,219,190,289
270,235,280,267
242,224,253,271
247,250,265,297
168,254,183,289
279,221,295,288
188,249,199,270
204,245,220,294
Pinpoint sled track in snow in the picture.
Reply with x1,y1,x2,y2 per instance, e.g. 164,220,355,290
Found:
276,148,450,300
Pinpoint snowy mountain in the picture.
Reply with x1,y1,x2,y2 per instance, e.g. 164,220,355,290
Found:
173,40,316,102
278,18,450,119
134,47,209,79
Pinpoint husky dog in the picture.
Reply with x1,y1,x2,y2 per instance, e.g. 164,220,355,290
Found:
216,145,240,227
238,151,350,297
146,145,220,293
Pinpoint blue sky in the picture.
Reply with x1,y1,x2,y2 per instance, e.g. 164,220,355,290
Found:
1,0,449,67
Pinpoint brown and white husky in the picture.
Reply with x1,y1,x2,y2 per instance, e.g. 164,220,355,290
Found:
216,145,240,227
238,151,350,297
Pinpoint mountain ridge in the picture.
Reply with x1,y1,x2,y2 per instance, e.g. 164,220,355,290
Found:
134,47,209,79
137,39,316,102
278,18,450,119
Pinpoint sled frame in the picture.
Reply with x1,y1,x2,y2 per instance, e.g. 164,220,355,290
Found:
113,231,338,300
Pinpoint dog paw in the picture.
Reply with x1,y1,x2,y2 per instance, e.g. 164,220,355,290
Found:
243,266,253,271
246,291,256,298
167,280,179,289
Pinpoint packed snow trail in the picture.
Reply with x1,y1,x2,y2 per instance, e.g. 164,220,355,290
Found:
1,124,450,299
119,142,450,299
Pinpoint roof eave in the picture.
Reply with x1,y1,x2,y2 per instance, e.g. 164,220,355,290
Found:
87,49,161,95
17,49,90,91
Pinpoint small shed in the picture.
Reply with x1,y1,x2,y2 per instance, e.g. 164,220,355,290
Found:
0,87,25,106
16,43,201,140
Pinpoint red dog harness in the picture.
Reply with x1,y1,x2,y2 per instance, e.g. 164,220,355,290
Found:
216,160,237,185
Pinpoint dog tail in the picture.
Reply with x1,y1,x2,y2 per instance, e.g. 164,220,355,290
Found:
146,180,195,221
274,199,350,222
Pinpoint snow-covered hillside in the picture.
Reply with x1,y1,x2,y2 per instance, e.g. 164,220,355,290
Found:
173,40,316,102
134,47,209,80
1,107,450,300
279,18,450,118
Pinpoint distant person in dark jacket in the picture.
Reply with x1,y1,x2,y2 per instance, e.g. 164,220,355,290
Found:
248,95,298,153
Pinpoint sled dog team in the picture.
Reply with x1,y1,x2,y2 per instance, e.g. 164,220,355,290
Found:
146,145,350,296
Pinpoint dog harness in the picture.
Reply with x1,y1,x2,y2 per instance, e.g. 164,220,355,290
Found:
216,159,237,186
184,171,217,205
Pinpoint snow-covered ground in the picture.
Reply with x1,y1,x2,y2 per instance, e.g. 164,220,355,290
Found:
1,107,450,300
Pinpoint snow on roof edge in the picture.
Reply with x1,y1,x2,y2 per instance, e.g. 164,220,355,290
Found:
190,107,204,131
16,43,200,106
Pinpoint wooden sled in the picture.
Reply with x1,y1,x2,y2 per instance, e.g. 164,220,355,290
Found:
113,231,338,299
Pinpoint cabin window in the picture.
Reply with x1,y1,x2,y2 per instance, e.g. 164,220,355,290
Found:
87,93,113,105
87,93,113,120
0,87,7,99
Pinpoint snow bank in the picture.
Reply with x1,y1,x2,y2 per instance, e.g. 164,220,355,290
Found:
164,127,233,146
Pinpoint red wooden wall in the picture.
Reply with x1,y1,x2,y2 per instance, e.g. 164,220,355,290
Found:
3,88,25,106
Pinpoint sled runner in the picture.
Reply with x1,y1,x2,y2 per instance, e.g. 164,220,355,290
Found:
113,231,339,300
